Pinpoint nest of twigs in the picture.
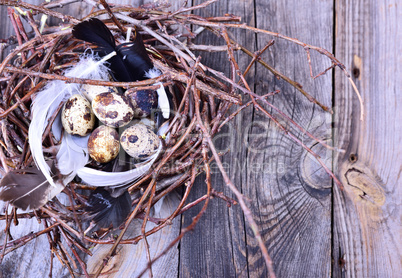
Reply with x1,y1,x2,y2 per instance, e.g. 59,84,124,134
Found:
0,0,361,277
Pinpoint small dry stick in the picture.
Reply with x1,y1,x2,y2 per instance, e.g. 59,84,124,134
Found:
58,227,90,278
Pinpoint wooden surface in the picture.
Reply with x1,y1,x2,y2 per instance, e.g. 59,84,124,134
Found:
333,1,401,277
0,0,400,277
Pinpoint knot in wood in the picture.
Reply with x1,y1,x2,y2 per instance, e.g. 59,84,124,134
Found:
300,142,332,192
344,167,386,207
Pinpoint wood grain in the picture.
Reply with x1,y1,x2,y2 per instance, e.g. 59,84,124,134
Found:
0,2,82,277
333,0,401,277
0,1,182,277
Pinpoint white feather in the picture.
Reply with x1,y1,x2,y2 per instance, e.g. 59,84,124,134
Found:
76,143,162,187
56,132,90,184
29,52,114,187
145,68,170,119
29,79,77,187
51,112,63,142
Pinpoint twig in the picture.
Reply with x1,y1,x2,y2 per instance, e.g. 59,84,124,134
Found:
3,66,169,88
58,227,90,278
99,0,125,33
0,0,80,24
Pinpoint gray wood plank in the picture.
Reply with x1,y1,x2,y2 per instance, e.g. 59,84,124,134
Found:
333,0,401,277
180,0,335,277
0,205,71,278
2,0,400,277
247,0,334,277
179,0,252,276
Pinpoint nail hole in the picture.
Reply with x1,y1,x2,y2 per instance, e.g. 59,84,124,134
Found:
339,257,346,268
349,153,358,163
352,67,360,78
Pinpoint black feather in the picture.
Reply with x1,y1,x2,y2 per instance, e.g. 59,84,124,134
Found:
115,41,153,81
85,188,131,230
72,18,153,82
71,18,116,53
0,164,62,210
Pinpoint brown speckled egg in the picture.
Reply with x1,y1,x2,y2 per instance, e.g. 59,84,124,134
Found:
120,123,160,160
81,84,119,102
61,94,95,136
125,90,158,118
92,92,134,128
88,126,120,163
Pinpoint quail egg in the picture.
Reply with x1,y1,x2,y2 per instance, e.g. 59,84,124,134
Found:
88,125,120,163
125,89,158,118
92,92,134,128
120,123,160,160
61,94,95,136
81,84,119,102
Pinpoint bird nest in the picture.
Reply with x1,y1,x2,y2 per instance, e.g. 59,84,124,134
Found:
0,0,360,277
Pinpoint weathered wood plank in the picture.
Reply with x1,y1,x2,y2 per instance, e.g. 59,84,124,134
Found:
0,205,70,277
0,2,91,277
247,0,334,277
333,0,401,277
180,0,335,277
179,0,252,276
1,0,400,277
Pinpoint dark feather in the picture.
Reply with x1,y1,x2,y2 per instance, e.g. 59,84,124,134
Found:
85,188,131,230
114,41,153,81
72,18,153,82
71,18,116,53
0,164,63,210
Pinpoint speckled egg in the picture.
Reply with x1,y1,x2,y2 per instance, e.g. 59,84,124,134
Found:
92,92,134,127
61,94,95,136
125,90,158,118
120,123,160,160
81,84,119,102
88,125,120,163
